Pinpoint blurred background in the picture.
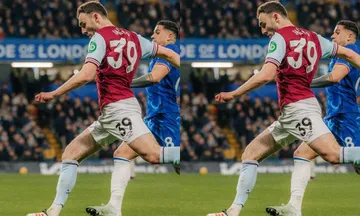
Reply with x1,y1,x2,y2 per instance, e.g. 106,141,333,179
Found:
180,0,360,172
0,0,179,170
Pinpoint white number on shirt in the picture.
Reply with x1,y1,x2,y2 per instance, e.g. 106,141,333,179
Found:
287,38,318,73
175,77,180,92
355,77,360,92
107,38,138,73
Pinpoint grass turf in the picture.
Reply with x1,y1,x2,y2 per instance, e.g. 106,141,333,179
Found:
0,173,359,215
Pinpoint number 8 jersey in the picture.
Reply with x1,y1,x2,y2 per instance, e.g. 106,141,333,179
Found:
85,26,158,110
145,43,180,119
265,26,338,110
325,44,360,119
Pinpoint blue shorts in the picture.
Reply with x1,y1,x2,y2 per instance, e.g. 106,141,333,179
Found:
144,113,180,147
324,113,360,147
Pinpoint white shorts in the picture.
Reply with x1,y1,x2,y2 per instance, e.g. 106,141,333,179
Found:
268,97,330,147
87,97,150,146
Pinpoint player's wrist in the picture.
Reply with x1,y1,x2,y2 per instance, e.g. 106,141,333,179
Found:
52,90,60,97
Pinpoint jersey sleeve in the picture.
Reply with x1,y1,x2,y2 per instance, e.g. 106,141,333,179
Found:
264,32,286,67
85,32,106,67
334,44,356,72
317,34,338,59
153,44,179,71
136,34,158,59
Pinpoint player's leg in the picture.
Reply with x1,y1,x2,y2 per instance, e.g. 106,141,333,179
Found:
130,159,136,179
102,98,180,166
266,142,318,216
86,142,137,216
28,126,102,216
288,144,318,212
330,113,360,174
208,124,288,216
86,113,180,216
108,144,137,213
310,159,316,179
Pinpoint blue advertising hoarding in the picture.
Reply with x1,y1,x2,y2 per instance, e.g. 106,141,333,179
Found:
180,39,269,63
1,38,359,63
0,39,89,63
180,39,360,63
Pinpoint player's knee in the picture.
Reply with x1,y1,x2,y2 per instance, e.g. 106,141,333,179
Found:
293,148,303,158
143,153,159,164
113,148,122,158
241,148,257,161
61,147,77,161
320,153,339,164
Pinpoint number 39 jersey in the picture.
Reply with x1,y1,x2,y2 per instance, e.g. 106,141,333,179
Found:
325,44,360,119
85,26,158,110
265,26,338,109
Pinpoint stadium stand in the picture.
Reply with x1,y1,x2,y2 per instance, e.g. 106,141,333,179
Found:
180,0,360,38
0,0,179,161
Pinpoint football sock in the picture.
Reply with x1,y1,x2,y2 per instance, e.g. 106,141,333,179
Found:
288,157,311,212
233,160,259,211
50,160,79,214
159,147,179,164
108,157,131,214
340,147,360,164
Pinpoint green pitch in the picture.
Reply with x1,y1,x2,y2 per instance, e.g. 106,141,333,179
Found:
181,174,360,216
0,174,180,216
0,173,359,216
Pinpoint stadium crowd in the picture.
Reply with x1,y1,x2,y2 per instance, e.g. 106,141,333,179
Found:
180,0,360,38
0,83,49,161
0,0,180,39
116,0,180,38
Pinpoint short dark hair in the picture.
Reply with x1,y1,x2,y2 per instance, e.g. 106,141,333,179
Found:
77,1,108,18
157,20,179,38
337,20,359,39
257,1,288,18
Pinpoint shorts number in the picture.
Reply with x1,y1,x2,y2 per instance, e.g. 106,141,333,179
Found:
295,117,313,136
115,117,133,136
108,39,137,73
345,137,355,147
164,137,175,147
287,38,317,72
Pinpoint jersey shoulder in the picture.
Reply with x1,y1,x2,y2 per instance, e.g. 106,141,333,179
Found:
164,43,180,54
96,27,138,41
345,43,360,54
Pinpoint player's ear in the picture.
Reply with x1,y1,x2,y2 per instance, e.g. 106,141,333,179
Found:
273,13,280,22
93,13,100,22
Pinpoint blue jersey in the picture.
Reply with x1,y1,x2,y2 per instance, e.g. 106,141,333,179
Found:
325,43,360,119
145,43,180,119
144,113,180,147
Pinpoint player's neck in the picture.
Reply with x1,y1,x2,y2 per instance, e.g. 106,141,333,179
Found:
99,20,114,29
345,40,356,46
278,20,294,29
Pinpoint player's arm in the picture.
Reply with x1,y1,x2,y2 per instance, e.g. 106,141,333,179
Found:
311,64,349,88
336,46,360,69
230,63,277,97
35,64,96,102
131,64,169,88
155,46,180,69
318,34,360,69
53,63,96,96
216,32,285,102
35,33,105,103
137,34,180,68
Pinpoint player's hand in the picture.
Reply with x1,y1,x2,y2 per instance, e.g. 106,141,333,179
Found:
215,92,235,102
35,91,56,103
